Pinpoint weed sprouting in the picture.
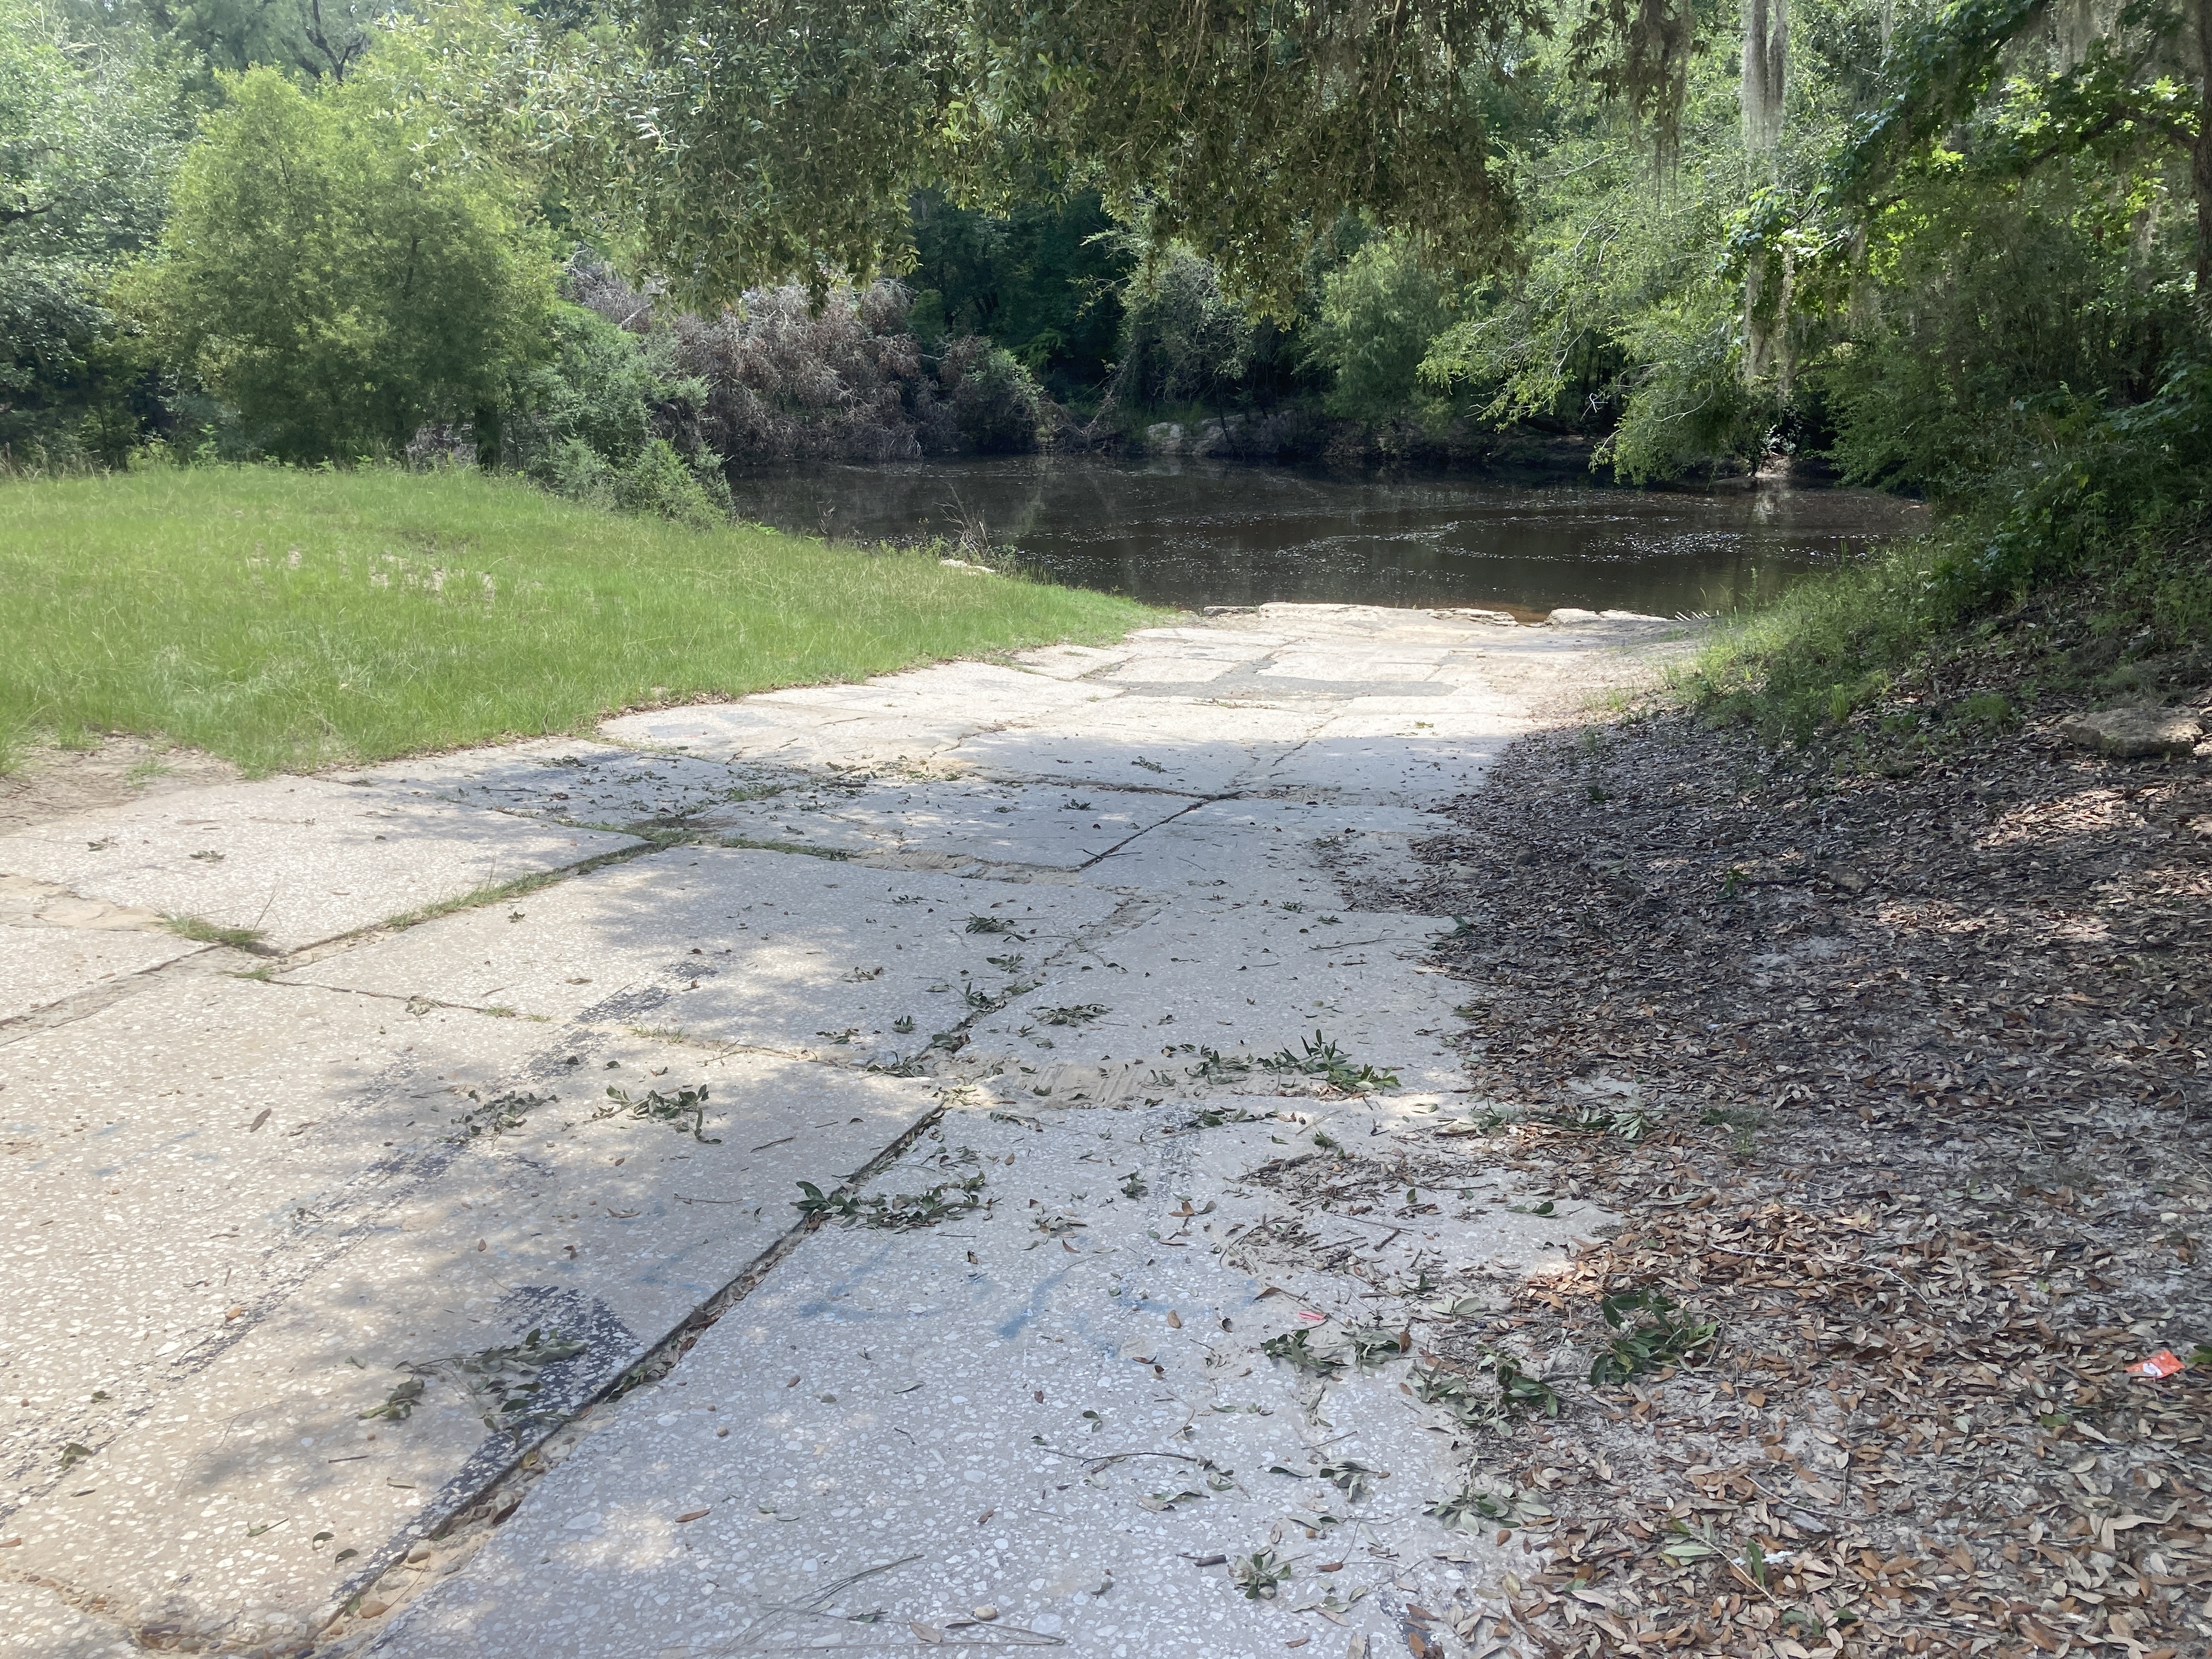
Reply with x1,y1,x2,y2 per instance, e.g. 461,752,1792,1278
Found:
161,913,267,950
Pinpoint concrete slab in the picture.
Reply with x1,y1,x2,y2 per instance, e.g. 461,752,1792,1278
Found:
1255,721,1518,808
1008,644,1136,680
971,900,1466,1095
365,1095,1612,1659
947,699,1327,797
1258,647,1453,682
594,701,851,760
1080,799,1456,905
1,984,940,1650
1096,654,1243,685
0,601,1695,1652
0,1579,137,1659
0,876,208,1021
0,978,550,1483
0,782,641,951
285,849,1128,1062
757,661,1116,719
347,741,787,833
692,778,1199,870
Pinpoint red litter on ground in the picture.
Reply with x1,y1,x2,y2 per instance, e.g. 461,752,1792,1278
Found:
2129,1350,2186,1379
1296,1311,1328,1324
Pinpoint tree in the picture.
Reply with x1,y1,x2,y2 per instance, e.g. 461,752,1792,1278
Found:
114,0,381,82
1304,235,1452,421
587,0,1666,309
1821,0,2212,307
0,0,186,454
121,64,555,460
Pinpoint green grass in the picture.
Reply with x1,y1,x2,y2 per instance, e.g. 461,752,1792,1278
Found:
1672,544,1932,739
160,913,268,950
0,465,1154,774
1677,522,2211,746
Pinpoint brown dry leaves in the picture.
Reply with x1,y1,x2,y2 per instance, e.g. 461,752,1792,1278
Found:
1397,694,2212,1657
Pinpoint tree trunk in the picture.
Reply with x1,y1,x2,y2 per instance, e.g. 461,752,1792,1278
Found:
474,404,503,471
2196,0,2212,311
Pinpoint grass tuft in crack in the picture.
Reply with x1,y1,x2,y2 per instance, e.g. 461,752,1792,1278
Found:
161,912,266,950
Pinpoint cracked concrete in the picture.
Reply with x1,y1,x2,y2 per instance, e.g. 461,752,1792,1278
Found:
0,603,1693,1658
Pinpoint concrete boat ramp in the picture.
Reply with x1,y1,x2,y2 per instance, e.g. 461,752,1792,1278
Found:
0,605,1686,1658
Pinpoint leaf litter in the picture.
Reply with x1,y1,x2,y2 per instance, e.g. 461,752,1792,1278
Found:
1378,694,2212,1657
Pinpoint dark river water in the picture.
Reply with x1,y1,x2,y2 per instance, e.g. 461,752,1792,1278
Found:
728,456,1926,616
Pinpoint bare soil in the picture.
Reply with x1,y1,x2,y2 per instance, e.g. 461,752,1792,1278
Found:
0,736,241,836
1380,682,2212,1655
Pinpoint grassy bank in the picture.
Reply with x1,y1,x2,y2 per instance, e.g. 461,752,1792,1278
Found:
0,466,1153,774
1681,529,2211,757
1678,366,2212,749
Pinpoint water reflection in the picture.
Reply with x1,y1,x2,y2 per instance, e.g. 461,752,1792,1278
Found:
727,456,1926,615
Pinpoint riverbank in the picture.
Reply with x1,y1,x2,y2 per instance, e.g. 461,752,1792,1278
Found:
0,466,1152,776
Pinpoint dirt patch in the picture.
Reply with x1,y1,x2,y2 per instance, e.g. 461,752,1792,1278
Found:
0,736,242,835
1395,701,2212,1655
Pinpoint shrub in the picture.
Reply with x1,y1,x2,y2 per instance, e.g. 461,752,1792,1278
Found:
1114,252,1254,410
1304,236,1451,423
939,337,1044,453
653,276,955,461
118,66,552,461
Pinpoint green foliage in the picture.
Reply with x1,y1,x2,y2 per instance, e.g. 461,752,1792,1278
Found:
1419,35,1781,479
120,65,555,461
1258,1031,1400,1093
505,301,661,476
1810,116,2193,499
1113,252,1255,413
940,336,1046,453
1686,362,2212,737
906,189,1131,398
102,0,381,82
1260,1327,1345,1378
1587,1289,1718,1384
594,1082,719,1142
614,0,1542,311
0,0,186,456
1305,236,1452,422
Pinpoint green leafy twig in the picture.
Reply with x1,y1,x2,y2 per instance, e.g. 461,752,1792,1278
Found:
595,1083,719,1143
